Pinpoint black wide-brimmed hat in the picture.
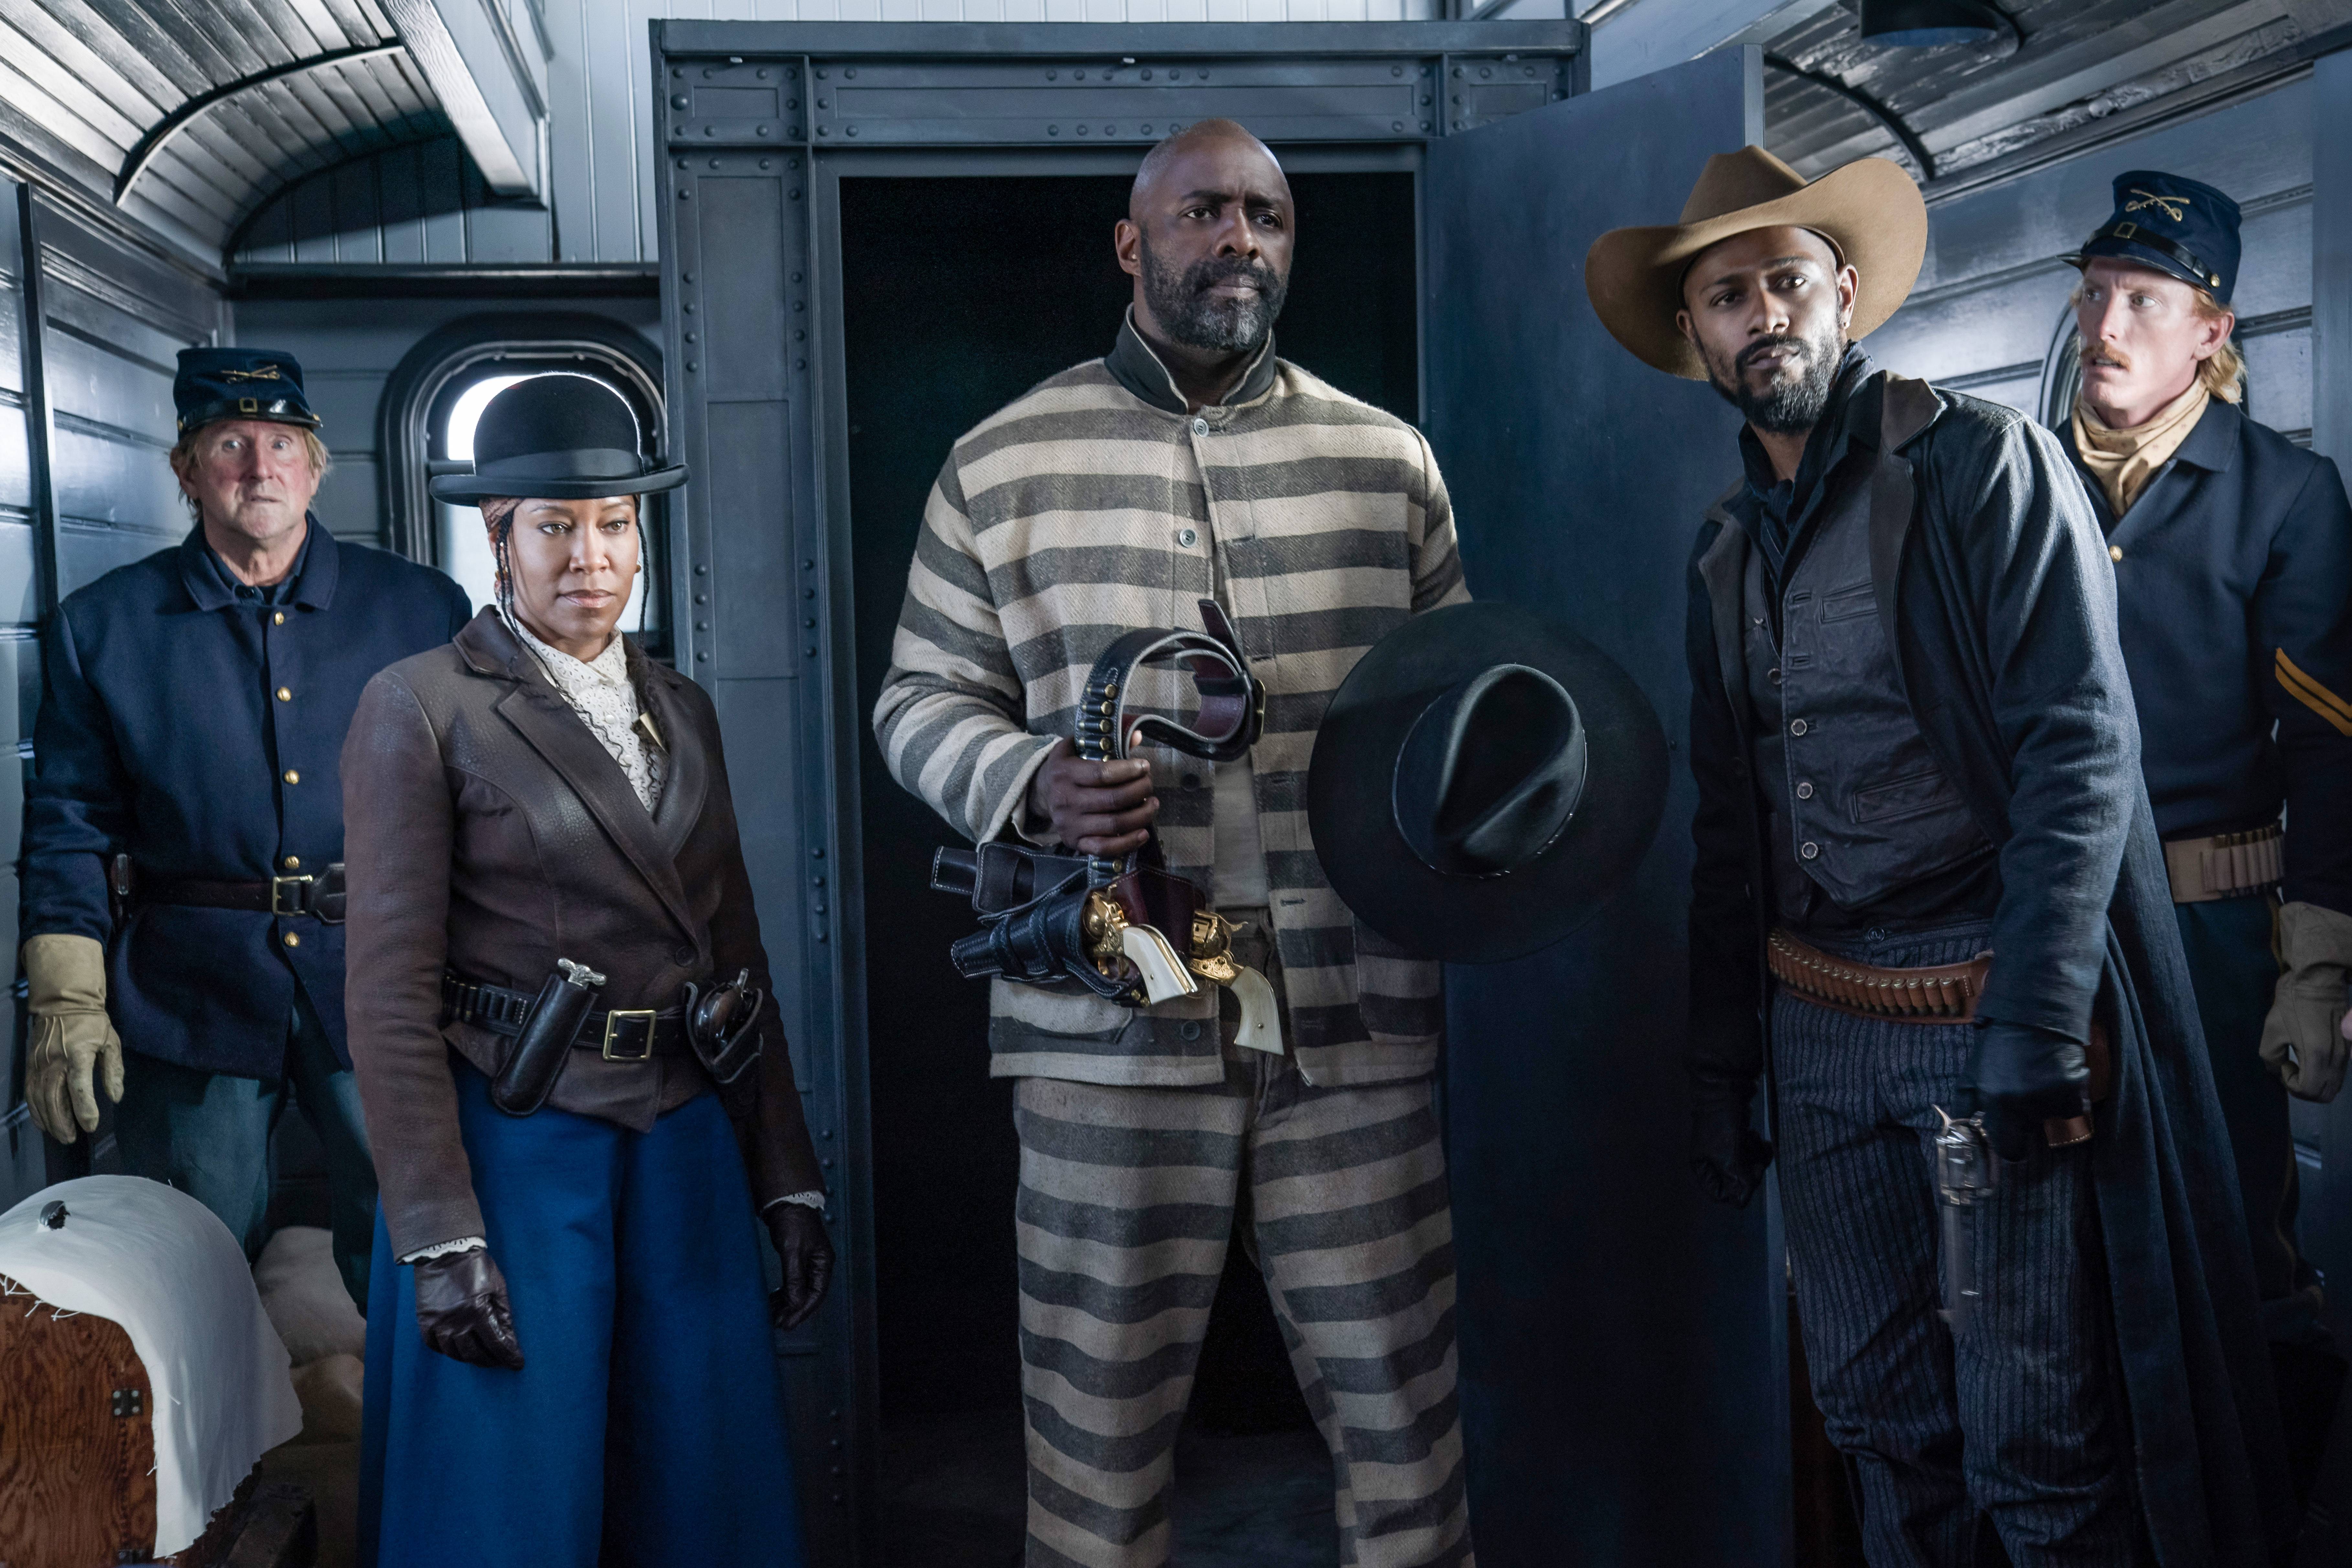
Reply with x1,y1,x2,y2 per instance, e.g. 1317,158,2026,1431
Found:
429,373,687,502
1309,602,1668,965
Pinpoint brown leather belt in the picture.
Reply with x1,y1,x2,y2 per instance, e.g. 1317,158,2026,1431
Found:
124,859,346,924
1768,926,2109,1147
1766,928,1990,1023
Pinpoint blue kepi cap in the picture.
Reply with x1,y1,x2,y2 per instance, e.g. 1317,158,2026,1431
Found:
174,347,321,436
2068,170,2241,305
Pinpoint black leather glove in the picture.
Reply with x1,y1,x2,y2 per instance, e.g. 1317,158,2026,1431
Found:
766,1203,835,1331
1691,1088,1773,1209
414,1247,525,1369
1968,1019,2089,1164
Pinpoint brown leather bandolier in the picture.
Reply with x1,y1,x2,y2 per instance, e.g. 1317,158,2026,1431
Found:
1767,926,2110,1146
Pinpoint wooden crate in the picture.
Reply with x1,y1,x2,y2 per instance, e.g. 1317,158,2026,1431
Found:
0,1273,312,1568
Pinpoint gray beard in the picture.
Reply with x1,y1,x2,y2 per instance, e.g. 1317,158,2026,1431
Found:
1139,233,1287,355
1706,324,1844,434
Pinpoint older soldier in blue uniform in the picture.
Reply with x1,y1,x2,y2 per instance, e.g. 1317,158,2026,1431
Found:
18,348,471,1307
2063,175,2352,1441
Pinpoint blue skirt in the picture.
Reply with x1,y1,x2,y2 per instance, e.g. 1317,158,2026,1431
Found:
358,1063,808,1568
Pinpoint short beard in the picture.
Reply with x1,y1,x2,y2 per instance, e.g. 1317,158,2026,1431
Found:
1139,231,1288,354
1703,320,1844,434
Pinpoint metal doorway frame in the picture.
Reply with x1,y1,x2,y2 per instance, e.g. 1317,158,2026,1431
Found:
650,23,1586,1562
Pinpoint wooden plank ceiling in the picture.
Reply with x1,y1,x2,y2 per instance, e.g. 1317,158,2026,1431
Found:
1763,0,2352,187
0,0,446,259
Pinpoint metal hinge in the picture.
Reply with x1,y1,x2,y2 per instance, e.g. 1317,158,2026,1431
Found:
111,1387,141,1418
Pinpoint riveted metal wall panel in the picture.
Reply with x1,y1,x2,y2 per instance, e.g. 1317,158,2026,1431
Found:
655,86,850,1559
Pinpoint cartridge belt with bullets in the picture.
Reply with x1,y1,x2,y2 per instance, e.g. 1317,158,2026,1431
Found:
2161,820,2282,904
1767,927,1990,1024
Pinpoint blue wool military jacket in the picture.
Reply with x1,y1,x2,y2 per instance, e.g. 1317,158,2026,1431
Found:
19,523,471,1077
2067,398,2352,915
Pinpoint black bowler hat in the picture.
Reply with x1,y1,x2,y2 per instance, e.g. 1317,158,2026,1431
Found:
429,374,686,502
175,347,320,434
1308,602,1668,965
2068,170,2241,305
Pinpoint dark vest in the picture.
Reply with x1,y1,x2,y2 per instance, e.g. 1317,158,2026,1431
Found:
1741,447,1991,924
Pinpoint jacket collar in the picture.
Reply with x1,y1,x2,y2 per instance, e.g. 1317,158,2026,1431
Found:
454,608,706,941
1103,308,1280,415
2168,393,2240,473
176,516,338,612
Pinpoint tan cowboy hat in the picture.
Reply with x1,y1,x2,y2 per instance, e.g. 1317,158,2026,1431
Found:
1585,146,1927,380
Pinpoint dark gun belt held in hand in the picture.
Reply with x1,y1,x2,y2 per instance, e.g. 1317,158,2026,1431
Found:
116,854,347,923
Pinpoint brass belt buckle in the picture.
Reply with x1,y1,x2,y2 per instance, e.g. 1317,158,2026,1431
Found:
602,1009,657,1062
270,874,314,917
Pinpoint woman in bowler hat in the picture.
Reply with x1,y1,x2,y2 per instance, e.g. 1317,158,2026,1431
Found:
343,374,829,1566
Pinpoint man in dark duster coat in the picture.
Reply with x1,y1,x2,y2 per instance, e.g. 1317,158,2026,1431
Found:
17,348,471,1308
1587,149,2292,1564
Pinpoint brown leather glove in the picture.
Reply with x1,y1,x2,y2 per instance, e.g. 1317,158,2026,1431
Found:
2262,902,2352,1103
414,1249,525,1370
766,1204,834,1331
22,934,125,1144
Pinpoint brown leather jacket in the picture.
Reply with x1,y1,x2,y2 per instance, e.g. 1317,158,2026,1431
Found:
342,609,823,1257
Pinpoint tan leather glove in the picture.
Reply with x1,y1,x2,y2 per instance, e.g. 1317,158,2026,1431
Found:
22,934,124,1143
2261,902,2352,1103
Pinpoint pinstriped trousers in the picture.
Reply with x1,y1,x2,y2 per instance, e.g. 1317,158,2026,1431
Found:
1774,921,2148,1568
1011,917,1471,1568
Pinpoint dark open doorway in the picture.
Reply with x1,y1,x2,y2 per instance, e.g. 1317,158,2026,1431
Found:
840,166,1418,1563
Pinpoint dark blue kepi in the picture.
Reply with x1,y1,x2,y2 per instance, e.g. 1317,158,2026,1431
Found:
2068,169,2241,304
174,346,321,434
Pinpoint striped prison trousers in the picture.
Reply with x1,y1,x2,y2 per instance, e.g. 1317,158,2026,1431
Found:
1012,911,1472,1568
1772,919,2147,1568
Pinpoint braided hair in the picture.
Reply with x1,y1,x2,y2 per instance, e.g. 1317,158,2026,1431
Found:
479,495,523,620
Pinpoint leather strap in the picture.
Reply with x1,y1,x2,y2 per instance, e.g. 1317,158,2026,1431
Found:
2162,821,2283,904
2088,221,2225,291
1767,927,1990,1024
1768,928,2113,1137
139,863,346,924
441,973,692,1058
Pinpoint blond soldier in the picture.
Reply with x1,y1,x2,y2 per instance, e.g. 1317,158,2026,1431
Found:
874,121,1472,1568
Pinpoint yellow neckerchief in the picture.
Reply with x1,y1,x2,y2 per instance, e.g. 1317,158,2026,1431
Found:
2071,379,2211,519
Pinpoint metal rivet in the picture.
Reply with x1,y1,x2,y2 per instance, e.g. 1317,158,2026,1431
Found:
1392,64,1404,76
817,126,828,136
697,650,711,661
1141,68,1152,79
1789,718,1807,736
806,645,818,656
708,157,720,168
696,564,709,575
683,270,694,281
845,67,856,77
790,188,801,200
758,159,770,170
671,94,689,108
815,68,827,78
1800,842,1819,861
687,360,698,371
1076,124,1088,135
1480,66,1491,78
757,124,771,136
1046,69,1057,79
1796,782,1814,800
697,621,710,631
1048,125,1059,135
1075,68,1086,79
1393,121,1404,131
817,97,828,108
758,68,769,79
704,126,716,137
1142,123,1152,134
803,558,816,568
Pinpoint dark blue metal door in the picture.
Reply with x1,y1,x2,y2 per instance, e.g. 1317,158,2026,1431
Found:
1422,49,1789,1568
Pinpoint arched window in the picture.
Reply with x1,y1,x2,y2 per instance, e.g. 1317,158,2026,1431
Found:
380,316,671,656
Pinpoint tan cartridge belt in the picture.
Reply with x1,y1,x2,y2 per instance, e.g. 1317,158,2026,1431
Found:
1767,928,1989,1024
2162,821,2282,904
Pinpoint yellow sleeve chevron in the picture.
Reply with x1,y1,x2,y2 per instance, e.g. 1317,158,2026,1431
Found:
2277,649,2352,737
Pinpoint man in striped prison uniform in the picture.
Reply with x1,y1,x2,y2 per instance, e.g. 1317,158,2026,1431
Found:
873,121,1472,1568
